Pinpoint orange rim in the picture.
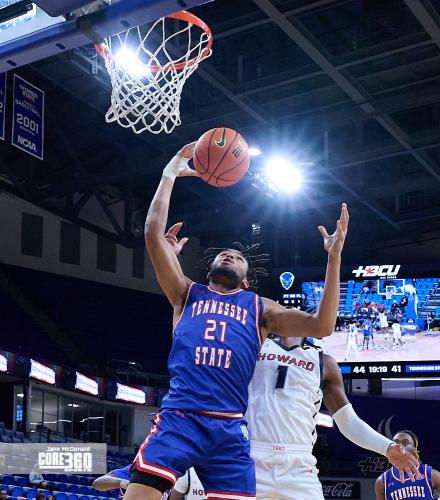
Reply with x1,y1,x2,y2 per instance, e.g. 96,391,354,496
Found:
95,10,212,73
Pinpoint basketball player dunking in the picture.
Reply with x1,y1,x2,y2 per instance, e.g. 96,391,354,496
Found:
124,143,348,500
247,336,420,500
376,431,440,500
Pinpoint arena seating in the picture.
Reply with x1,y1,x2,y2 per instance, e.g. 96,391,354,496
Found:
0,474,120,500
0,421,133,500
304,278,440,319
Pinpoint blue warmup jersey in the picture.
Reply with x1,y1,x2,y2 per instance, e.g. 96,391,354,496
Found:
162,283,263,415
382,464,435,500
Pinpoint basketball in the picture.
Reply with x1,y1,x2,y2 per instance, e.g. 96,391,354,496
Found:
193,128,250,187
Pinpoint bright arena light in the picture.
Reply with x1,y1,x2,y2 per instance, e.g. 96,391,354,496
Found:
114,48,151,78
248,147,262,156
264,157,303,193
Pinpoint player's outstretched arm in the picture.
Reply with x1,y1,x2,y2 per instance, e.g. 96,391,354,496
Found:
261,204,348,339
92,474,128,491
144,143,199,307
374,477,386,500
323,355,420,481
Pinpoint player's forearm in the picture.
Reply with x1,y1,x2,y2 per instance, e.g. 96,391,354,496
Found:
314,254,341,336
332,404,392,456
92,476,123,491
144,176,175,240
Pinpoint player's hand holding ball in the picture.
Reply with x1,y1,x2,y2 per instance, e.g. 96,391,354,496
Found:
163,142,200,180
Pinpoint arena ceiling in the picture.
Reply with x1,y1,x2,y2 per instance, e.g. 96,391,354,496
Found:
2,0,440,268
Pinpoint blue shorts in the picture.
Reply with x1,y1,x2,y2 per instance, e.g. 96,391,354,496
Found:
134,409,255,499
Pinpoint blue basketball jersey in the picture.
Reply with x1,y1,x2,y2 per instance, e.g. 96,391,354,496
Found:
382,464,434,500
162,283,263,416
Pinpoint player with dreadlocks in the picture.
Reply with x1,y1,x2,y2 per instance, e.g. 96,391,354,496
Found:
376,430,440,499
125,141,348,500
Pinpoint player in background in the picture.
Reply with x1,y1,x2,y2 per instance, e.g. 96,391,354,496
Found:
125,142,348,500
247,335,420,500
167,469,206,500
375,430,440,500
362,320,373,350
377,309,391,345
344,321,359,360
392,320,404,348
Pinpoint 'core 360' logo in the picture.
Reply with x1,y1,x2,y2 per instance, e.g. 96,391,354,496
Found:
38,449,93,472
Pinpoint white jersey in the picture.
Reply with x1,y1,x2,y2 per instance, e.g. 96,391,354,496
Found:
348,325,358,343
392,322,402,338
247,338,323,447
173,468,206,499
379,312,388,328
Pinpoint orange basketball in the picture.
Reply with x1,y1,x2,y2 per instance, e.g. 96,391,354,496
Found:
193,128,250,187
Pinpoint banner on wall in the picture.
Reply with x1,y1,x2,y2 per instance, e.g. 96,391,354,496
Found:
12,74,44,160
0,72,5,140
30,359,55,385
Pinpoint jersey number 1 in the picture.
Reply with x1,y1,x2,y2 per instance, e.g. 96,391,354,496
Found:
276,365,288,389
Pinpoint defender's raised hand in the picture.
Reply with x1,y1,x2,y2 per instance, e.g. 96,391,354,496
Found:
165,222,188,256
318,203,349,256
386,443,421,482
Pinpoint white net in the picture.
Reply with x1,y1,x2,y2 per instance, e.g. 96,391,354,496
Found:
97,13,212,135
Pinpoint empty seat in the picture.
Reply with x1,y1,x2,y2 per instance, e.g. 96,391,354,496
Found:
55,493,67,500
37,490,51,497
10,486,24,497
52,483,66,492
66,485,79,493
0,475,15,485
14,477,28,488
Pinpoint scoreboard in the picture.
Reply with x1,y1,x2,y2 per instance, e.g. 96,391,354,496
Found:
339,361,440,378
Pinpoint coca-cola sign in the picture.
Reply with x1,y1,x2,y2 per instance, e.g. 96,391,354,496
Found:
321,480,360,499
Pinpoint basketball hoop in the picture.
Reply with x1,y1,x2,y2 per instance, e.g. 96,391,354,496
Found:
385,291,393,301
95,11,212,135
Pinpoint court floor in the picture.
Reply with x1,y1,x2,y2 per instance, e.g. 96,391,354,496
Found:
323,329,440,362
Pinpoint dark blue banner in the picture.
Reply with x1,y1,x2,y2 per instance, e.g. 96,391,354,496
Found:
0,72,6,141
12,74,44,160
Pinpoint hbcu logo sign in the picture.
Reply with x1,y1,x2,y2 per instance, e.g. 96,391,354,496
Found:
352,265,401,278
